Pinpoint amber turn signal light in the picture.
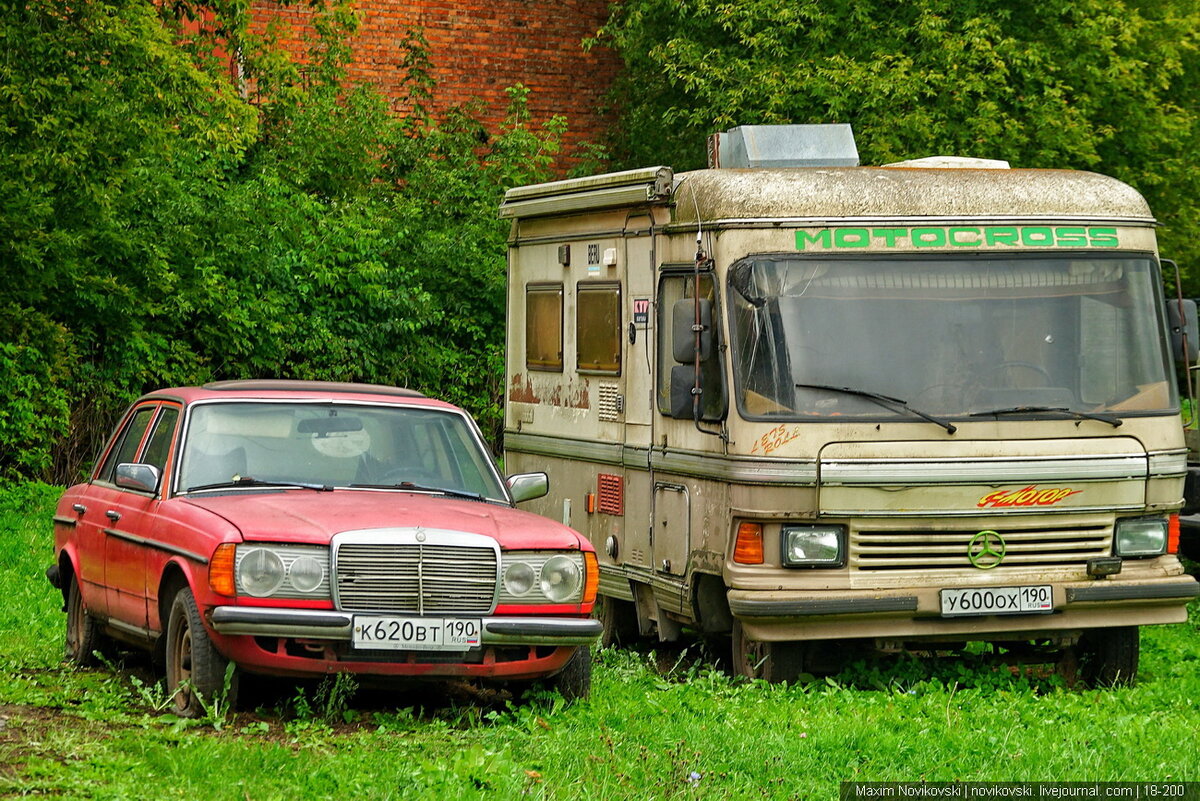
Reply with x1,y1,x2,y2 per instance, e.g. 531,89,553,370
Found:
733,522,764,564
209,543,237,596
582,551,599,605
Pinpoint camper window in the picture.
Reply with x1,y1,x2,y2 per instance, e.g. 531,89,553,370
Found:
577,283,621,374
525,283,563,371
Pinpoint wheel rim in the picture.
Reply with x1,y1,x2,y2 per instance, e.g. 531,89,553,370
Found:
65,582,82,658
169,609,195,712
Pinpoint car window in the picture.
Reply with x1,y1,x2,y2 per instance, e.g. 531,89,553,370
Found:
141,406,180,475
97,406,156,484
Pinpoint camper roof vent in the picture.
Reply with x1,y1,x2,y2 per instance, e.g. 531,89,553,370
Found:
707,124,859,169
884,156,1011,169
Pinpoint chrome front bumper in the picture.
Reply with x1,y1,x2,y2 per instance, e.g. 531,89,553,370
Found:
209,606,602,646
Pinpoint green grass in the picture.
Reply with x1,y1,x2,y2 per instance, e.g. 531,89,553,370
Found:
2,482,1199,799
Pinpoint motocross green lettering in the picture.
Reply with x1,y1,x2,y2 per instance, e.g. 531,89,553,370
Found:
834,228,871,248
872,228,908,248
1088,227,1120,248
949,227,982,247
985,227,1019,246
1020,227,1054,246
1054,227,1088,247
795,230,832,251
912,228,947,248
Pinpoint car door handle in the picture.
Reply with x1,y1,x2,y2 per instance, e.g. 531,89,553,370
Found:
105,510,121,522
72,504,87,515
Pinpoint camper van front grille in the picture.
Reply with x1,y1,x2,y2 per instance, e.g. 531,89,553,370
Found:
851,524,1110,572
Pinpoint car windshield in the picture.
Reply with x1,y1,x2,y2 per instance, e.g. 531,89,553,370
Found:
727,254,1176,421
178,401,507,500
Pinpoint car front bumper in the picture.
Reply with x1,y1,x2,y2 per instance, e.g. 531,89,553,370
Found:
209,606,603,646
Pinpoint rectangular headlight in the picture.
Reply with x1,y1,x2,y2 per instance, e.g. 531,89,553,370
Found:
781,524,845,568
1114,517,1168,557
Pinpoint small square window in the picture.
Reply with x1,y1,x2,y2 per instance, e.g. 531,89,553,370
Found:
526,284,563,371
577,284,621,374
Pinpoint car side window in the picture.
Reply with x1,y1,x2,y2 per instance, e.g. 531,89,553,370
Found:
97,406,156,484
141,406,180,475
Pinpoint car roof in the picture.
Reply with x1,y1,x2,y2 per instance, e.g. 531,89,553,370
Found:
140,380,459,410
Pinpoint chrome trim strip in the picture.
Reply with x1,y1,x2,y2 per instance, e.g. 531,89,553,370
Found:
481,618,603,645
106,618,156,639
102,528,208,564
820,455,1147,485
1066,580,1199,603
651,449,819,484
504,432,624,466
1148,450,1188,477
730,596,919,617
820,503,1143,519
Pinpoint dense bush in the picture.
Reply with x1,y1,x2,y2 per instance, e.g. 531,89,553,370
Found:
592,0,1200,289
0,0,563,483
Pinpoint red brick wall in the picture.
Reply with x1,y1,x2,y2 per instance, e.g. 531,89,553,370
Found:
249,1,621,173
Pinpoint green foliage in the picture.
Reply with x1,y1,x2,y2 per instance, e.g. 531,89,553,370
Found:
593,0,1200,286
0,0,563,482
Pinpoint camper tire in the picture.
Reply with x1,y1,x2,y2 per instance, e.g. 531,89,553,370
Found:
1078,626,1139,687
731,619,807,684
594,595,639,648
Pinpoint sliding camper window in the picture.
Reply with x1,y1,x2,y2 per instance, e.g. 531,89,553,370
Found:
576,283,621,374
657,271,726,420
525,283,563,371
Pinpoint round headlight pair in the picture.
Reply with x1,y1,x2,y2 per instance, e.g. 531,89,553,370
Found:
238,548,325,597
503,555,582,603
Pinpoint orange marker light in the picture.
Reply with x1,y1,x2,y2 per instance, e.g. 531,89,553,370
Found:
583,551,599,605
209,543,237,596
1168,514,1180,554
733,522,765,564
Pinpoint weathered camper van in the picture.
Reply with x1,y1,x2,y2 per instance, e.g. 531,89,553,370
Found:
500,126,1199,685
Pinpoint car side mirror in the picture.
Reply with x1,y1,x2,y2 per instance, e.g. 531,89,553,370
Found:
1166,298,1198,366
507,472,549,503
115,463,161,493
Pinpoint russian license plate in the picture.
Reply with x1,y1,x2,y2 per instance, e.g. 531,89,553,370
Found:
940,585,1054,617
352,616,481,651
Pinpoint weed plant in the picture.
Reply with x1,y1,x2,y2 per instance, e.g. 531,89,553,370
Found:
2,483,1199,799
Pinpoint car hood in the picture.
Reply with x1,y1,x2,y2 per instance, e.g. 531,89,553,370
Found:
181,489,585,550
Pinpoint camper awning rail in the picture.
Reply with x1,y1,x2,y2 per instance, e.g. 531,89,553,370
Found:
500,167,673,219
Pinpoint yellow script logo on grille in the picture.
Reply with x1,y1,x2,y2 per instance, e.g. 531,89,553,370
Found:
977,486,1082,508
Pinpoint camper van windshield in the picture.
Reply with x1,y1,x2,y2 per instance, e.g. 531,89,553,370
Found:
728,254,1175,421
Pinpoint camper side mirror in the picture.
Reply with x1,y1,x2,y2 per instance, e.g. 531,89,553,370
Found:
1166,298,1199,366
672,299,713,363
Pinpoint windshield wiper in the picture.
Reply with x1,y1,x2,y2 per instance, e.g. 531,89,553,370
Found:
794,383,957,434
185,477,334,493
348,481,487,503
968,406,1122,428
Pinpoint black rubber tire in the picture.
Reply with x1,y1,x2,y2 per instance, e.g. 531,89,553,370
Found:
1078,626,1139,688
64,573,104,666
594,595,639,649
165,586,237,717
546,646,592,701
731,618,807,683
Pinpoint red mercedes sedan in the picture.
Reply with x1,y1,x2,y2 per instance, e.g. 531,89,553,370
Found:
48,380,600,716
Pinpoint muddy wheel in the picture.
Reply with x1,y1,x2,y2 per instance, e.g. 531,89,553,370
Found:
594,595,639,648
165,586,236,717
64,573,104,665
1078,626,1139,688
731,618,806,683
545,646,592,702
